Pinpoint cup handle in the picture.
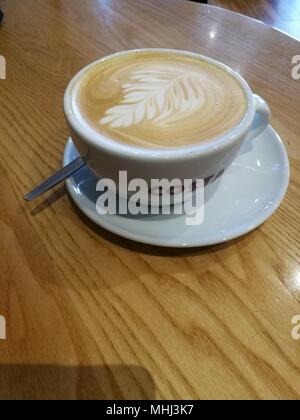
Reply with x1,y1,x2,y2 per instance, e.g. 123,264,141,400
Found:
246,94,271,141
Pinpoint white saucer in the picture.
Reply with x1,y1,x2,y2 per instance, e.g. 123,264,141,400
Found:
64,126,289,248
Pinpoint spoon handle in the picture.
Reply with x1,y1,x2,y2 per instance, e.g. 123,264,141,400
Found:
24,157,86,201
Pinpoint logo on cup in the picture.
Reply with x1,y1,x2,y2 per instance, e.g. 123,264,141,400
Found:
0,315,6,340
0,55,6,80
291,315,300,341
291,55,300,80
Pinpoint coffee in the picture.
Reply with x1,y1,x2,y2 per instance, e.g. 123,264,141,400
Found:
76,51,247,149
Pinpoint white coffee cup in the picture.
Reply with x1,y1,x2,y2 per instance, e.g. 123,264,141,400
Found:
64,49,270,204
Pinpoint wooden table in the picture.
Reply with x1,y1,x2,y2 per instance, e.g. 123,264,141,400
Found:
0,0,299,400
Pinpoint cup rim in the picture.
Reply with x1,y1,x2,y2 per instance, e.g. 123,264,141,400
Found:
64,48,256,161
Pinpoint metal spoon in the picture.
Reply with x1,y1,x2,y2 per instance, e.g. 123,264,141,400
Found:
24,157,86,201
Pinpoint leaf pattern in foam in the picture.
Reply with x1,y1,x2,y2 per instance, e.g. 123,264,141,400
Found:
99,66,206,128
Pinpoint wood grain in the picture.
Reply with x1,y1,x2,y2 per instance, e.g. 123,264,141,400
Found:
211,0,300,41
0,0,299,400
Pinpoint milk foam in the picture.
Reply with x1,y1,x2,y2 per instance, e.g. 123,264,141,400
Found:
77,52,247,148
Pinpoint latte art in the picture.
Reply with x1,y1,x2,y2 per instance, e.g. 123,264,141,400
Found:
77,51,247,148
99,66,207,128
